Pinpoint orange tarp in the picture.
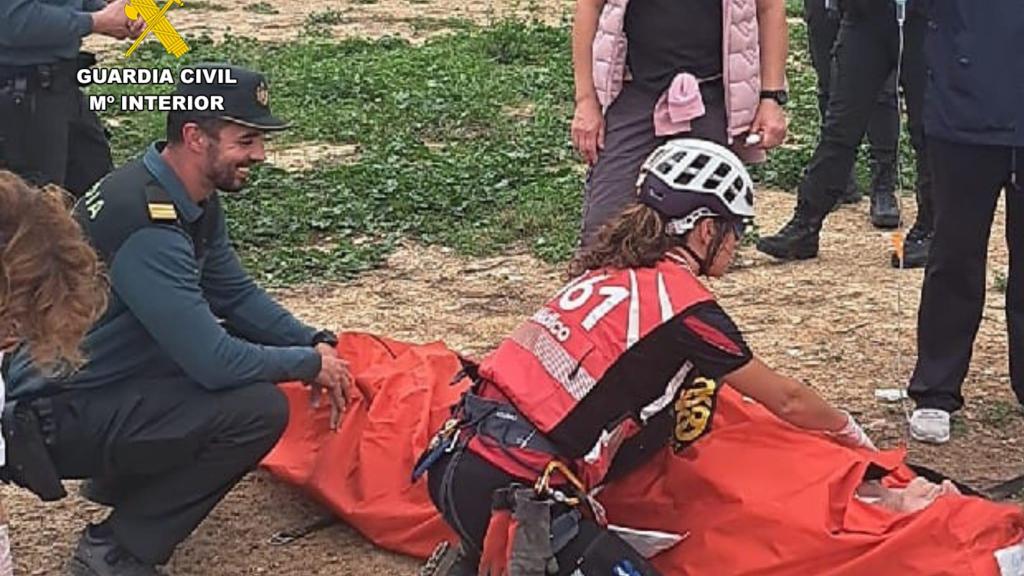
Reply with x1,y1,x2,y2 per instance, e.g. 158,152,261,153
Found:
263,333,1024,575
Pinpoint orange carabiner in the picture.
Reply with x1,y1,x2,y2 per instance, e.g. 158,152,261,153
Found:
534,460,586,499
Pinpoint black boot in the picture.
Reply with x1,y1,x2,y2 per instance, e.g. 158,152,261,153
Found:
756,212,823,261
68,524,164,576
869,157,900,229
870,190,901,229
891,223,932,269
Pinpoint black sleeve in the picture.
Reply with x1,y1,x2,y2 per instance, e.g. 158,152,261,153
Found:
675,301,753,379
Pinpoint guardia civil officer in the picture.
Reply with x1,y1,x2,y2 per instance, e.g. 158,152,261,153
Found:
758,0,935,268
2,64,354,576
906,0,1024,445
0,0,142,196
803,0,900,215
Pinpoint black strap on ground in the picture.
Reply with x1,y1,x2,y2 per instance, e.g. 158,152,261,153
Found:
269,516,340,545
909,463,1024,501
984,473,1024,501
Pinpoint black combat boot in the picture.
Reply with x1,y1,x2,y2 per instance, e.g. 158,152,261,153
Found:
891,223,932,269
869,158,901,229
68,524,164,576
756,210,824,261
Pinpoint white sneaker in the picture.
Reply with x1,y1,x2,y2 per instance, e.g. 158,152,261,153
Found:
909,409,951,444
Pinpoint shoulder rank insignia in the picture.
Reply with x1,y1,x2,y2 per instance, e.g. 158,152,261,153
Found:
148,202,178,222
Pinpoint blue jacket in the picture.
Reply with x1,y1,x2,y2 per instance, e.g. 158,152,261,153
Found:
924,0,1024,147
4,143,323,400
0,0,105,66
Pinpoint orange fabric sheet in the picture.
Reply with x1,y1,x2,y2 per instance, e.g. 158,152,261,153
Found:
263,333,1024,574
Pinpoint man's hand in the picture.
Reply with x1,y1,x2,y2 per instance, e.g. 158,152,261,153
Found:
571,93,605,166
90,0,135,40
128,13,147,39
311,351,353,432
749,99,788,149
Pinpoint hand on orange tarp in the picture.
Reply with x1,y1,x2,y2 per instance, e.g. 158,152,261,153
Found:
311,343,356,431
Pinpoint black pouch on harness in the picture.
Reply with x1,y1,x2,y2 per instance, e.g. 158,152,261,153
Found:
573,529,661,576
0,399,67,501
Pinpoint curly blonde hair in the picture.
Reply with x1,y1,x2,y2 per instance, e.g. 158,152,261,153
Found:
0,171,108,371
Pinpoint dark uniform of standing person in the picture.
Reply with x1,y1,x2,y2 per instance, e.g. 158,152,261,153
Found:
0,0,140,197
2,65,354,576
905,0,1024,445
804,0,900,215
757,0,935,268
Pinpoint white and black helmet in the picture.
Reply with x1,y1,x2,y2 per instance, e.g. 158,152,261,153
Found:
636,138,755,236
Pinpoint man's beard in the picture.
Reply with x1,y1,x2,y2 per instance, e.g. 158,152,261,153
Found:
206,152,251,192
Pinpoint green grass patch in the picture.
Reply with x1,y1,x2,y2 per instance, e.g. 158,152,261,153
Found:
94,19,919,285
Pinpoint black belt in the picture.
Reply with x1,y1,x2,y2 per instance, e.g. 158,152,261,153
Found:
0,54,93,89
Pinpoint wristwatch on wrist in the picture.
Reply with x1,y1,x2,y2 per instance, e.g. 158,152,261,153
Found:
311,329,339,348
760,89,789,106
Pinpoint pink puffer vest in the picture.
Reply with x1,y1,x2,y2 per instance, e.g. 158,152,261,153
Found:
592,0,765,162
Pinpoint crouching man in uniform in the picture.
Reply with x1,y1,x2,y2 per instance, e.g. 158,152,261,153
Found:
1,64,352,576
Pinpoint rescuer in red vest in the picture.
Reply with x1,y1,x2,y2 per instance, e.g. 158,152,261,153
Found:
415,139,876,576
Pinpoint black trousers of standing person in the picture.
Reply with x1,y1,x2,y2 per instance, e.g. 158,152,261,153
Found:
803,0,899,198
0,56,113,198
909,141,1024,413
796,7,931,226
43,376,289,565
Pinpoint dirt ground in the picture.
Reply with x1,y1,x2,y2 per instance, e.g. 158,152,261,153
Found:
10,4,1017,574
7,189,1022,574
85,0,574,58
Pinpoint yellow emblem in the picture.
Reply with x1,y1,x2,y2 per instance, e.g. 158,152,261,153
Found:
124,0,190,59
148,203,178,222
255,82,270,107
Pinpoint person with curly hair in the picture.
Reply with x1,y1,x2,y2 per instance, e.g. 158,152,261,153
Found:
0,169,109,576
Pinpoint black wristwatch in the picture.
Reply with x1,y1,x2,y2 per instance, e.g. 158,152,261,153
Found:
760,89,789,106
311,329,339,348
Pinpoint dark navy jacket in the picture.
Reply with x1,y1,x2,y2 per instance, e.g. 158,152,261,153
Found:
0,0,105,66
923,0,1024,147
5,143,322,400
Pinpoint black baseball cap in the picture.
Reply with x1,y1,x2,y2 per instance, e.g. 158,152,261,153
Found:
174,63,291,131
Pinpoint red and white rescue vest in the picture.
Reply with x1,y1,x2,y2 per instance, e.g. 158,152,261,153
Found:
470,254,717,487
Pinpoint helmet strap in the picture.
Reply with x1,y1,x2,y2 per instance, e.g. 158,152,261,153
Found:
682,219,730,276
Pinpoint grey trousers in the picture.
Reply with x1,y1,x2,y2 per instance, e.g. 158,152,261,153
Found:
580,80,728,249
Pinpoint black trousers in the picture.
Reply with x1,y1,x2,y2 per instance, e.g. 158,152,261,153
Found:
909,140,1024,413
797,8,932,227
45,377,289,564
0,60,112,197
426,449,658,576
804,0,898,195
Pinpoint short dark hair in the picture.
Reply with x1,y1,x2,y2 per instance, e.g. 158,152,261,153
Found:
166,113,231,144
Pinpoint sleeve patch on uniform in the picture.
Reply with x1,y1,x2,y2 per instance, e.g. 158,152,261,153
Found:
148,203,177,222
682,315,743,357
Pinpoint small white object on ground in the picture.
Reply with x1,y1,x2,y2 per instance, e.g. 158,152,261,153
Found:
874,388,909,402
